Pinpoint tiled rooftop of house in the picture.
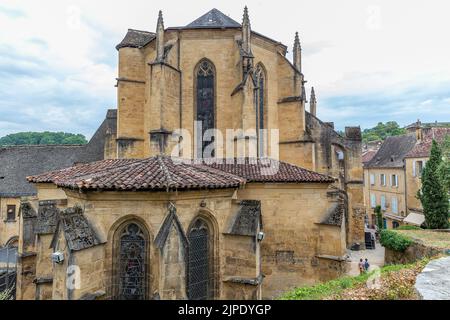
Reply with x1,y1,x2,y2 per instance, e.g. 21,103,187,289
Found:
405,127,450,158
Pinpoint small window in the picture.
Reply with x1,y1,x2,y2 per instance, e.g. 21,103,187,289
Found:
393,221,400,229
370,194,376,208
417,161,424,176
6,205,16,221
370,174,375,186
380,174,386,186
391,197,398,214
391,174,398,187
381,195,386,210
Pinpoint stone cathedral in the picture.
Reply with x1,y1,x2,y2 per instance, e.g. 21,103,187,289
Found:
14,7,364,300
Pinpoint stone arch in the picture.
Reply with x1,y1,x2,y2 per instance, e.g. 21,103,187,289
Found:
5,236,18,248
110,217,151,300
194,58,217,158
186,209,219,300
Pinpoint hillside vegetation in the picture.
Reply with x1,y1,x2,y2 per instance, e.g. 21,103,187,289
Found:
0,132,87,146
362,121,406,142
280,259,430,300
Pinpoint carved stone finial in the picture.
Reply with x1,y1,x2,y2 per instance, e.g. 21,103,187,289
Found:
293,32,302,73
242,6,252,55
310,87,317,116
156,10,165,62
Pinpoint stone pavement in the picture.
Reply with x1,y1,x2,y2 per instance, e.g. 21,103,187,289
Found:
346,243,385,276
415,256,450,300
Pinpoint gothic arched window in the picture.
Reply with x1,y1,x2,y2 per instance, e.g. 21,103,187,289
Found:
195,59,215,159
114,222,148,300
187,218,212,300
255,64,266,157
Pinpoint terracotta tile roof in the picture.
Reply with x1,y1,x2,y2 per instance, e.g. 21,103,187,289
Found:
27,156,334,192
362,150,377,164
405,127,450,158
205,158,335,183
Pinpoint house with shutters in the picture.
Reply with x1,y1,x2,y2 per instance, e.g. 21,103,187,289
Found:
363,120,450,229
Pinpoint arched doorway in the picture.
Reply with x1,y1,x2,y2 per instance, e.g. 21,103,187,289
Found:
114,222,149,300
187,218,212,300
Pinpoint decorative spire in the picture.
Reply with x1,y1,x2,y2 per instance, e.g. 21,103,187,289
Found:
310,87,317,116
156,10,165,61
293,32,302,72
242,6,252,54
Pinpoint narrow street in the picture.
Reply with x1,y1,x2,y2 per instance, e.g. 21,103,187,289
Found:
346,244,385,276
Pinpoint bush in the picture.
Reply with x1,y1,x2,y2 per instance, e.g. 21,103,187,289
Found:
396,225,422,231
380,230,413,252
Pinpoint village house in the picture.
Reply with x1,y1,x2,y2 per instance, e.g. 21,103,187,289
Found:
11,7,365,300
363,120,450,229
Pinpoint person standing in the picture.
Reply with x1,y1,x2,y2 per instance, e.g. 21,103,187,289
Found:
358,258,365,275
364,258,370,272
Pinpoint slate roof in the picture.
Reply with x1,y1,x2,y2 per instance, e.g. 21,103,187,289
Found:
185,8,241,29
52,206,103,252
228,200,262,236
28,156,334,192
0,110,117,197
405,127,450,158
116,29,156,50
365,134,417,168
320,202,344,226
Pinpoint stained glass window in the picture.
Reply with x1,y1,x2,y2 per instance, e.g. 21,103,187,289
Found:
255,65,265,157
196,60,215,158
187,219,210,300
117,223,147,300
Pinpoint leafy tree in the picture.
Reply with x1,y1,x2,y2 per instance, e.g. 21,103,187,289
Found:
437,135,450,196
418,140,449,229
0,132,87,146
375,205,383,230
362,121,406,142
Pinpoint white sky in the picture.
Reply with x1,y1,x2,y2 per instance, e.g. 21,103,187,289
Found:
0,0,449,138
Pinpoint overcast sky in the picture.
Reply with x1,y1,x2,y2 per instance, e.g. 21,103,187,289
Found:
1,0,449,138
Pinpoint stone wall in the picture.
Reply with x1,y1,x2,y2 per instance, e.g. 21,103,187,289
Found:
19,179,349,300
0,197,21,246
385,241,444,265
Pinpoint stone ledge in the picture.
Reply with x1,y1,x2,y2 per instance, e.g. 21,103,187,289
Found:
223,274,264,286
79,290,106,300
316,254,348,262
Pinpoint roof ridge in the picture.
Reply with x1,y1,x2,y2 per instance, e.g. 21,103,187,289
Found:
157,156,175,191
128,28,155,34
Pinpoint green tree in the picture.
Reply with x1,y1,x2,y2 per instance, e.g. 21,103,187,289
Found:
437,135,450,197
0,132,88,146
362,121,406,142
418,140,449,229
375,205,383,230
